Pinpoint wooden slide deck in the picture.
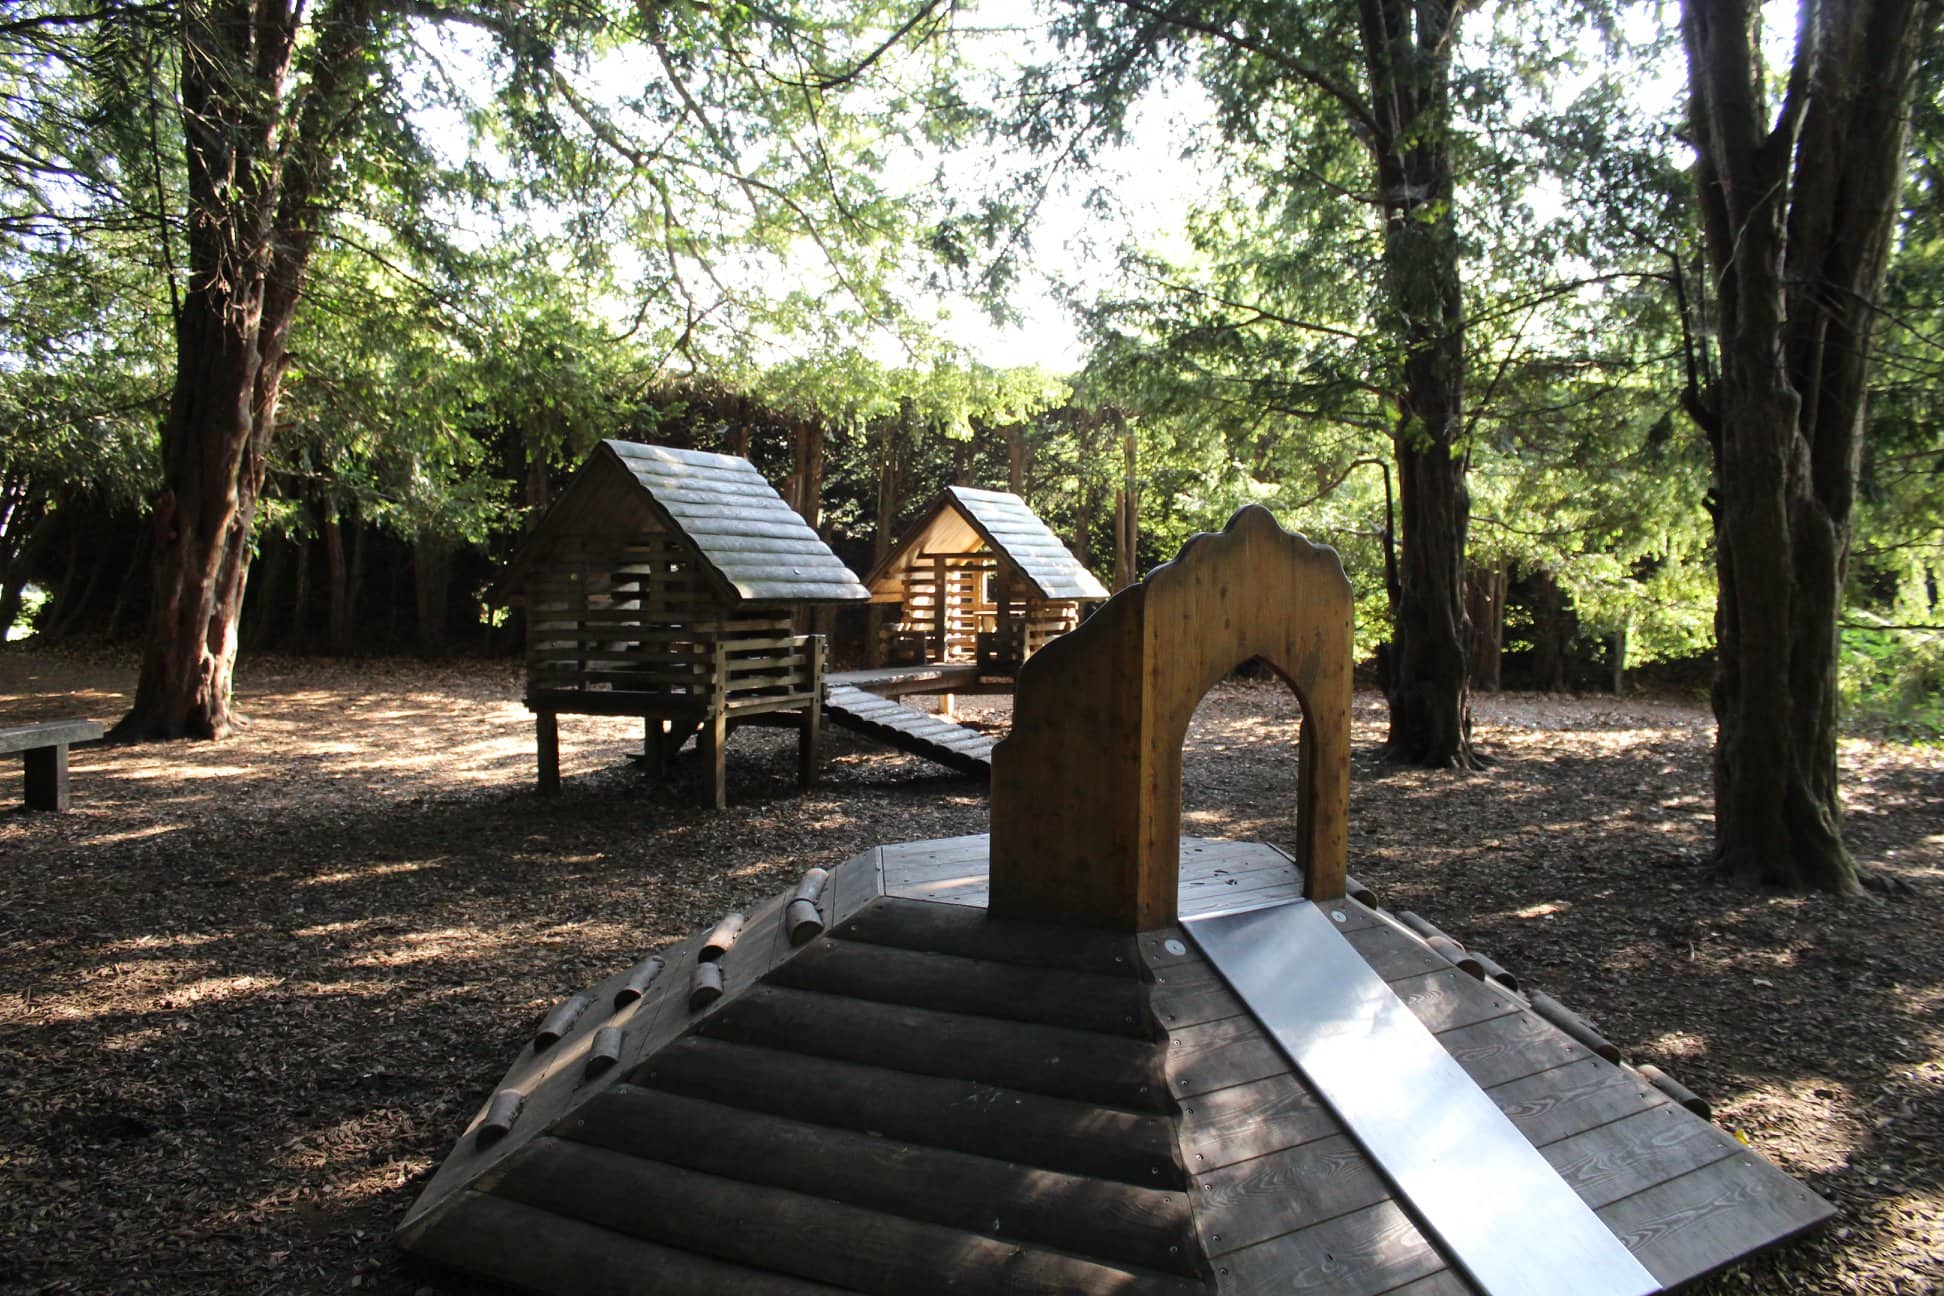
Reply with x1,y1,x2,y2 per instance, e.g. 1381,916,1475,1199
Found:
823,684,993,777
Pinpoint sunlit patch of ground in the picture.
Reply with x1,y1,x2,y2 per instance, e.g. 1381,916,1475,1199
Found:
0,648,1939,1294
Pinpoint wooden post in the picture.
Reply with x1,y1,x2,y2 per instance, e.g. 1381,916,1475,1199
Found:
700,642,728,810
798,636,824,789
536,711,560,796
23,745,68,811
930,553,948,662
642,717,666,781
989,506,1353,930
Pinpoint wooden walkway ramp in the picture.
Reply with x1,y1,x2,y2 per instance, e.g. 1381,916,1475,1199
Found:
824,684,994,776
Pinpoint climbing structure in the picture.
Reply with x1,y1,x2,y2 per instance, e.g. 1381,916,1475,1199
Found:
491,440,869,809
407,506,1831,1294
866,485,1108,674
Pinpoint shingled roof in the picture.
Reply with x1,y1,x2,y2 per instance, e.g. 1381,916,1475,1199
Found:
867,485,1109,603
495,440,868,608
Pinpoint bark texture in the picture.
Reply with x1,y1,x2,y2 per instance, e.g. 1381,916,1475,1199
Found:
1680,0,1928,890
115,0,372,740
1358,0,1480,768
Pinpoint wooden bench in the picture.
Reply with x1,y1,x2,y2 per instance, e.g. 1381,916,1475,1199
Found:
1,719,104,811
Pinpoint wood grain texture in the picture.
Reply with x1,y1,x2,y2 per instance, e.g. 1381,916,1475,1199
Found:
492,1135,1205,1296
635,1034,1185,1188
401,1189,853,1295
1214,1200,1444,1296
698,984,1171,1111
991,506,1354,931
561,1085,1201,1275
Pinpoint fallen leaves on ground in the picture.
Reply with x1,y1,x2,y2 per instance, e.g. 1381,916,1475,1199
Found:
0,647,1938,1295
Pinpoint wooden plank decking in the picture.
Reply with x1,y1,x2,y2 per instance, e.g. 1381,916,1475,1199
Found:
823,684,994,776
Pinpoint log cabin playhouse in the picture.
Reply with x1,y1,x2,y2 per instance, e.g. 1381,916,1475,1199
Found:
491,440,869,809
865,484,1108,675
407,507,1832,1295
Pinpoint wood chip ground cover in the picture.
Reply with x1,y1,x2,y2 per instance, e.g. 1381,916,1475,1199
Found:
0,646,1938,1295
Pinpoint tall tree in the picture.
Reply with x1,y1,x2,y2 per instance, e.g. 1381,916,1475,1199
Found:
115,0,383,738
1679,0,1934,889
989,0,1484,764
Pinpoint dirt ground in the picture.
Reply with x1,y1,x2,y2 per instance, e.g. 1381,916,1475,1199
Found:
0,645,1938,1296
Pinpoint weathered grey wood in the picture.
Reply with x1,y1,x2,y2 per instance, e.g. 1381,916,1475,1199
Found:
1635,1063,1712,1119
832,896,1142,976
700,911,745,962
0,719,103,755
477,1089,523,1145
767,937,1152,1037
1598,1151,1837,1289
1529,990,1623,1063
634,1035,1184,1187
7,719,101,811
613,955,665,1008
1176,1073,1340,1173
699,984,1170,1111
1542,1104,1742,1210
562,1085,1201,1276
1435,1005,1593,1089
1390,967,1524,1034
1167,1015,1288,1099
1486,1056,1669,1148
1195,1132,1391,1256
23,743,69,812
1216,1199,1445,1296
583,1026,624,1079
688,961,724,1011
492,1136,1204,1296
533,992,594,1051
403,1190,853,1296
822,684,994,775
699,707,727,811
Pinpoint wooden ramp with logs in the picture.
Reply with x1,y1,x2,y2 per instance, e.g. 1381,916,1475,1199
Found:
821,682,994,777
400,507,1832,1296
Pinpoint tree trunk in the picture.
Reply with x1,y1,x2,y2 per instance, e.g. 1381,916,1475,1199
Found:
415,537,451,656
1466,558,1505,693
1113,418,1137,591
1680,0,1925,891
114,0,374,740
324,509,352,655
1358,0,1479,768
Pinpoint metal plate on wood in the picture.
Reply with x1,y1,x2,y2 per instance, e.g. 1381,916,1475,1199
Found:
1184,900,1659,1296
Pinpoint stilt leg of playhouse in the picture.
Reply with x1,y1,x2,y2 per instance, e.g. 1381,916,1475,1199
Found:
937,692,955,721
798,703,821,789
641,717,666,781
700,709,728,810
536,712,560,796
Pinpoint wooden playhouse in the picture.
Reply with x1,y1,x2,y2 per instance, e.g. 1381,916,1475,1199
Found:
865,484,1108,673
492,440,869,808
407,506,1832,1295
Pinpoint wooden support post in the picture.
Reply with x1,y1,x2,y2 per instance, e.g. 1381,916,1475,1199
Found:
930,553,949,662
536,711,560,796
642,717,666,781
799,636,824,789
701,642,728,810
23,745,68,811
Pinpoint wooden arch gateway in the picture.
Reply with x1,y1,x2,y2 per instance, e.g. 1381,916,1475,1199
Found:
991,504,1352,930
